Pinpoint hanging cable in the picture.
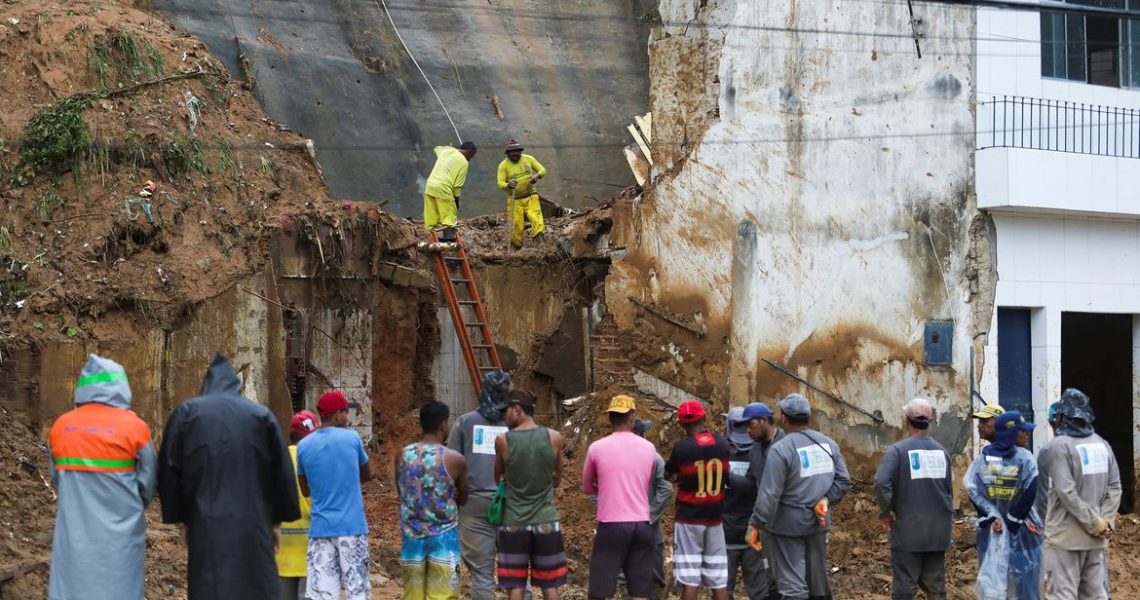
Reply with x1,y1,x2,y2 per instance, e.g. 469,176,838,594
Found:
377,0,462,143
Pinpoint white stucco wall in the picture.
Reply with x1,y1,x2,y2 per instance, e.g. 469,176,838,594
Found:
607,0,982,459
978,213,1140,449
976,6,1140,473
976,7,1140,216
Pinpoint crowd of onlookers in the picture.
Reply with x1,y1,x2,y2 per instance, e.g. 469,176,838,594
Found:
43,354,1121,600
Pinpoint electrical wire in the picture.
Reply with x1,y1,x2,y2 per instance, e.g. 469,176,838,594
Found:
376,0,462,143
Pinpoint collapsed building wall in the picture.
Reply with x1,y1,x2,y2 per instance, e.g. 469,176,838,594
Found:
0,215,440,442
603,0,990,467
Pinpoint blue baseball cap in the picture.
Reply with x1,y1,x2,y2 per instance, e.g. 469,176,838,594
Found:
742,402,773,421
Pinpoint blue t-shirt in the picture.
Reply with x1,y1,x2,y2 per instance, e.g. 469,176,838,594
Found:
296,427,369,538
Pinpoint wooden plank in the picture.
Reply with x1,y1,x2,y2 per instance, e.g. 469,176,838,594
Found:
0,560,48,583
634,112,652,143
626,124,654,167
622,146,649,187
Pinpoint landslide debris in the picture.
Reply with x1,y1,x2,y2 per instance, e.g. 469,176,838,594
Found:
0,0,329,350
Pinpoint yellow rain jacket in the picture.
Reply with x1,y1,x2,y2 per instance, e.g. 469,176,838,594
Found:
425,146,470,200
275,445,312,577
497,154,546,199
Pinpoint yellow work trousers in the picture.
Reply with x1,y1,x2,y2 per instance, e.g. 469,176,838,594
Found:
424,193,458,230
509,193,544,248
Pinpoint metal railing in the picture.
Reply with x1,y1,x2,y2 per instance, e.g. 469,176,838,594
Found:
978,95,1140,159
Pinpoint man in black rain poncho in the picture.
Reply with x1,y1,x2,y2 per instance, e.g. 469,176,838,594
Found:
159,354,301,599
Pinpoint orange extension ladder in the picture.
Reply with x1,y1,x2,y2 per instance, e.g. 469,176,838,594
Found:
428,231,503,395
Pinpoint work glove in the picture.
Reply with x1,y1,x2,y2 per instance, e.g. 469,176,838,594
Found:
1090,517,1111,537
529,175,540,185
508,180,518,190
814,498,829,528
746,524,763,551
1005,512,1024,533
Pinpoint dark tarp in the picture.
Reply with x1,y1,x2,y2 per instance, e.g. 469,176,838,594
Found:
158,354,300,600
150,0,652,216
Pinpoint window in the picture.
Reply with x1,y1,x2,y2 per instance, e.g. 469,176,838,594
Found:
1040,0,1140,88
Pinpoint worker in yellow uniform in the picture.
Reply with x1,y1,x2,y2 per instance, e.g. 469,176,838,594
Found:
277,410,318,600
424,141,478,240
497,139,547,248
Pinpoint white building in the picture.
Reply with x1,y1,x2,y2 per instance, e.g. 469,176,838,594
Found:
976,1,1140,511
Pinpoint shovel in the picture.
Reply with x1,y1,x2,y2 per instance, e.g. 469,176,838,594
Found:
506,183,516,252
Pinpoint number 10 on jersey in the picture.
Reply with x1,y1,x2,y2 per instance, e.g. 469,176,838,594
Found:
693,459,724,497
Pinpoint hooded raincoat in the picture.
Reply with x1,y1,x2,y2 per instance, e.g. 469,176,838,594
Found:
158,355,300,600
48,355,157,600
965,412,1040,599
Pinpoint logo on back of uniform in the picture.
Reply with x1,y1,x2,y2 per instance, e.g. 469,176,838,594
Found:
797,445,834,478
908,450,947,480
1077,442,1110,475
695,432,716,446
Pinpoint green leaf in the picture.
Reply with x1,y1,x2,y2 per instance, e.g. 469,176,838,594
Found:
32,321,43,330
66,326,79,337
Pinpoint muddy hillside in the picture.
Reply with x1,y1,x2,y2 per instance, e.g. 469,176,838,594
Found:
0,0,329,349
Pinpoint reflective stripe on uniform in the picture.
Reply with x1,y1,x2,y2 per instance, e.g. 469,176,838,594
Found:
76,371,128,388
54,457,136,471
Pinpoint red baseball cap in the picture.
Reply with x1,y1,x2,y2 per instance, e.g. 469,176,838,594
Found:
317,390,349,417
678,400,706,424
290,410,319,438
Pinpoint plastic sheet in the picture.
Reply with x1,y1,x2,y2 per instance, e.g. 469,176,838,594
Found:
975,527,1010,600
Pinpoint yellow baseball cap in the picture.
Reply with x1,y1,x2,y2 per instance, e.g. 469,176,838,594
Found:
607,394,636,414
972,404,1005,419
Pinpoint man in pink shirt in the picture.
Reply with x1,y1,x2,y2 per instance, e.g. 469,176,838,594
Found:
582,394,659,600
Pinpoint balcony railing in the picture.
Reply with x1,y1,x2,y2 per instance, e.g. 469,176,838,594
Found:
978,95,1140,159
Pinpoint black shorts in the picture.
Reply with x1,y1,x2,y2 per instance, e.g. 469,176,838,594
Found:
588,521,656,598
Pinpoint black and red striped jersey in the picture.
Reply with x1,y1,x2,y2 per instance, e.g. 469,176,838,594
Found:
664,431,731,525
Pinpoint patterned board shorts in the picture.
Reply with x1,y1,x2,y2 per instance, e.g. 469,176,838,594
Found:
496,522,568,589
306,535,372,600
673,523,729,590
400,527,461,600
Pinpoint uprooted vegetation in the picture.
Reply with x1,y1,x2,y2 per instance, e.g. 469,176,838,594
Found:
0,0,331,349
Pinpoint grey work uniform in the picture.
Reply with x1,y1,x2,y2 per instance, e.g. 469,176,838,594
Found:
724,444,765,600
751,429,850,600
447,410,509,600
1041,433,1122,600
873,436,953,600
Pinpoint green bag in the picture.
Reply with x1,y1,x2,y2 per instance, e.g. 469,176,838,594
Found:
486,481,506,526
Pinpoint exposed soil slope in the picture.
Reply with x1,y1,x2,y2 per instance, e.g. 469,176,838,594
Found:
0,0,329,349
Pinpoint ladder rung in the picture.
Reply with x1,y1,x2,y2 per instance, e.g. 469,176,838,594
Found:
451,278,472,284
458,300,479,305
472,344,492,349
444,256,464,261
478,366,500,371
464,322,486,328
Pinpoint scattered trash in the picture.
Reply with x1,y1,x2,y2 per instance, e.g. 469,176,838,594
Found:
6,18,19,25
124,198,155,223
184,92,201,138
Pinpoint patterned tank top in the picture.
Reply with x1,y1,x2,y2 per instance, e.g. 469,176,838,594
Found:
398,442,458,538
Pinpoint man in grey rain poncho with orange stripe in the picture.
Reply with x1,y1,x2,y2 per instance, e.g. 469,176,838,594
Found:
48,355,158,600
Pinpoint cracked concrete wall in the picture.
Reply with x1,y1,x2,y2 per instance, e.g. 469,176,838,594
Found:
607,0,985,463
